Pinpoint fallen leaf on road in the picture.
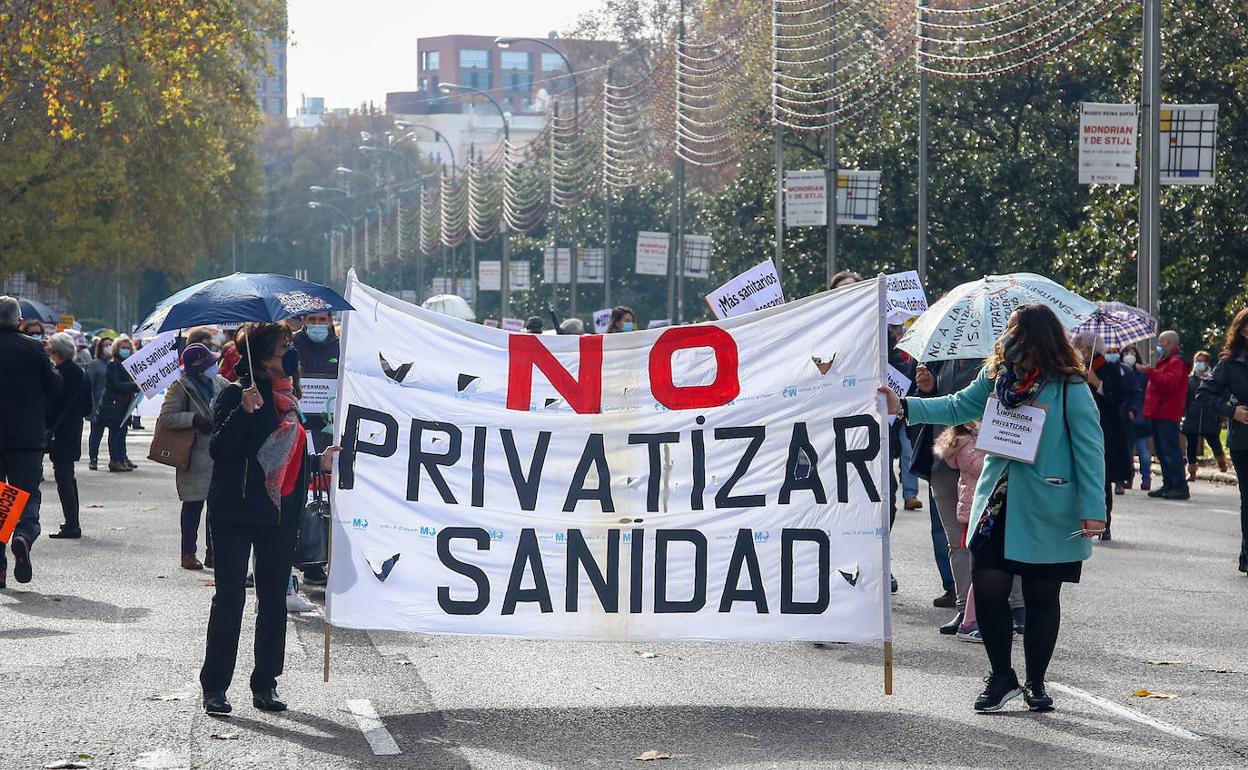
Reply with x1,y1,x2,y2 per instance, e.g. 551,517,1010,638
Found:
201,580,216,587
156,575,167,579
210,732,239,740
86,504,104,509
634,650,659,659
109,526,126,531
1133,690,1177,699
1205,668,1238,674
635,750,671,761
141,507,157,512
1145,660,1185,666
44,761,91,768
146,693,184,701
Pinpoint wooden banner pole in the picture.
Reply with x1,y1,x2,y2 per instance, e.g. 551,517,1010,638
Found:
323,622,332,682
884,641,894,695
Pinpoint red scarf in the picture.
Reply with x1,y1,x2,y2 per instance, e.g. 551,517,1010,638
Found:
256,377,306,506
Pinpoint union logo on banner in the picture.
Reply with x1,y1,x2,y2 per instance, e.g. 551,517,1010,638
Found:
0,481,31,544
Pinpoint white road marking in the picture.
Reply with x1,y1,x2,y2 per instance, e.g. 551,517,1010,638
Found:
1048,682,1203,741
347,698,401,755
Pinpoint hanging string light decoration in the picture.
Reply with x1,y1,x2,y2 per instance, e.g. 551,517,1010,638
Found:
602,67,671,188
674,4,772,166
771,0,915,132
467,146,505,242
439,168,470,248
502,137,550,232
917,0,1131,80
550,104,600,208
419,183,440,256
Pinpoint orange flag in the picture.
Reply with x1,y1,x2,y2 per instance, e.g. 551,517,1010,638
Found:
0,482,31,544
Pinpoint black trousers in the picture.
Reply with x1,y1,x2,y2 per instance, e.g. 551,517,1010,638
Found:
1185,432,1225,463
53,459,80,531
1232,450,1248,570
200,512,297,693
0,450,43,549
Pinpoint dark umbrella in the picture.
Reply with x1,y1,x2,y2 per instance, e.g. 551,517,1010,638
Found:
17,297,57,323
134,272,353,378
135,273,353,336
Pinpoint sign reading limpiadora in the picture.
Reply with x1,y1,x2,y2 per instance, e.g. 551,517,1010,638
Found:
327,274,892,643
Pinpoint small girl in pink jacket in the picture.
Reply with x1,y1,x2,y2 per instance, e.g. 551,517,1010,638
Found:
935,421,987,640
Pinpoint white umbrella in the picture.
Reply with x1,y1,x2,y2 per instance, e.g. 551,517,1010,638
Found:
896,273,1097,362
421,294,475,322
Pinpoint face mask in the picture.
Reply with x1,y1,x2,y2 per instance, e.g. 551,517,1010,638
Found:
1155,345,1166,358
281,347,301,377
211,332,226,347
305,324,330,343
621,321,635,332
1194,361,1208,373
1123,354,1137,367
1104,353,1120,363
26,330,43,339
117,348,132,360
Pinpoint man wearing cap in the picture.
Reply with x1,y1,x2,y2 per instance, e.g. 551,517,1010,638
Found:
159,342,223,570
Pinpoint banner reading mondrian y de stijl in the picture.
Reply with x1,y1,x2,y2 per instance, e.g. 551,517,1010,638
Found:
327,274,892,642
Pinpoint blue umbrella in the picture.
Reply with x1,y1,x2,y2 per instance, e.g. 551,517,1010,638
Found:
135,273,353,336
17,297,57,323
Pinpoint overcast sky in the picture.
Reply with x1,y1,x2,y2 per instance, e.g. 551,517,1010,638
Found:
286,0,602,114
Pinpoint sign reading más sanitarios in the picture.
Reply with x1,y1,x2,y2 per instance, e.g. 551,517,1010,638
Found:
327,273,892,643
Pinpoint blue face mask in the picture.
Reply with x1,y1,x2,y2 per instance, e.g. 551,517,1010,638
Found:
621,321,635,332
1156,345,1166,358
305,324,331,343
117,348,132,360
1194,361,1208,373
1104,353,1120,363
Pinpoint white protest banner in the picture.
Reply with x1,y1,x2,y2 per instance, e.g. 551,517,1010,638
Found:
785,170,827,227
483,318,500,328
1079,102,1138,184
1160,104,1218,185
883,271,928,325
300,377,337,415
431,277,452,295
479,261,502,292
646,319,671,329
635,231,670,276
836,170,881,226
456,278,475,304
501,317,524,332
121,331,180,400
705,259,785,320
400,290,419,304
592,308,612,334
328,272,892,643
579,248,605,285
509,261,531,292
134,389,167,418
683,234,712,279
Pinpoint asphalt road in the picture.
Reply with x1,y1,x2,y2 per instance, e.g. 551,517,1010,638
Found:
2,428,1247,769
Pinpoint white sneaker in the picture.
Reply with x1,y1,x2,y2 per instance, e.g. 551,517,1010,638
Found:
286,592,316,613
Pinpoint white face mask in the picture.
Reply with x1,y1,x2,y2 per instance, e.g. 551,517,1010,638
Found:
1123,354,1137,367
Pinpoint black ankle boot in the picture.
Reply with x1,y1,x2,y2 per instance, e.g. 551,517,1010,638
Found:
939,611,965,635
252,687,287,712
203,691,232,715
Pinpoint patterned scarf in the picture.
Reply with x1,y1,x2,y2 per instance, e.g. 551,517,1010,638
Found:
994,361,1046,409
256,377,301,507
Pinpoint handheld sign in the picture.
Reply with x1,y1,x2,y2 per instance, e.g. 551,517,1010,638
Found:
975,397,1046,464
121,331,181,401
0,481,31,544
705,259,785,320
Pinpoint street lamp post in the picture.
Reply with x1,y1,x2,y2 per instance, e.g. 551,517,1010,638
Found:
308,200,353,284
440,82,511,318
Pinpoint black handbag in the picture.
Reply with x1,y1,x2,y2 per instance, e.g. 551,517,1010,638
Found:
294,470,331,567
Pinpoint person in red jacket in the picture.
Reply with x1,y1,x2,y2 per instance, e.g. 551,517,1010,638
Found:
1136,330,1190,500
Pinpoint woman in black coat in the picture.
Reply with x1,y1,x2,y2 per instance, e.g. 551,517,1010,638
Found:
199,322,338,716
96,336,140,472
1075,333,1132,541
1183,350,1228,478
1197,308,1248,574
44,333,93,538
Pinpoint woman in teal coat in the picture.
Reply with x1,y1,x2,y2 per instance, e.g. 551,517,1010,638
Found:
881,304,1107,713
